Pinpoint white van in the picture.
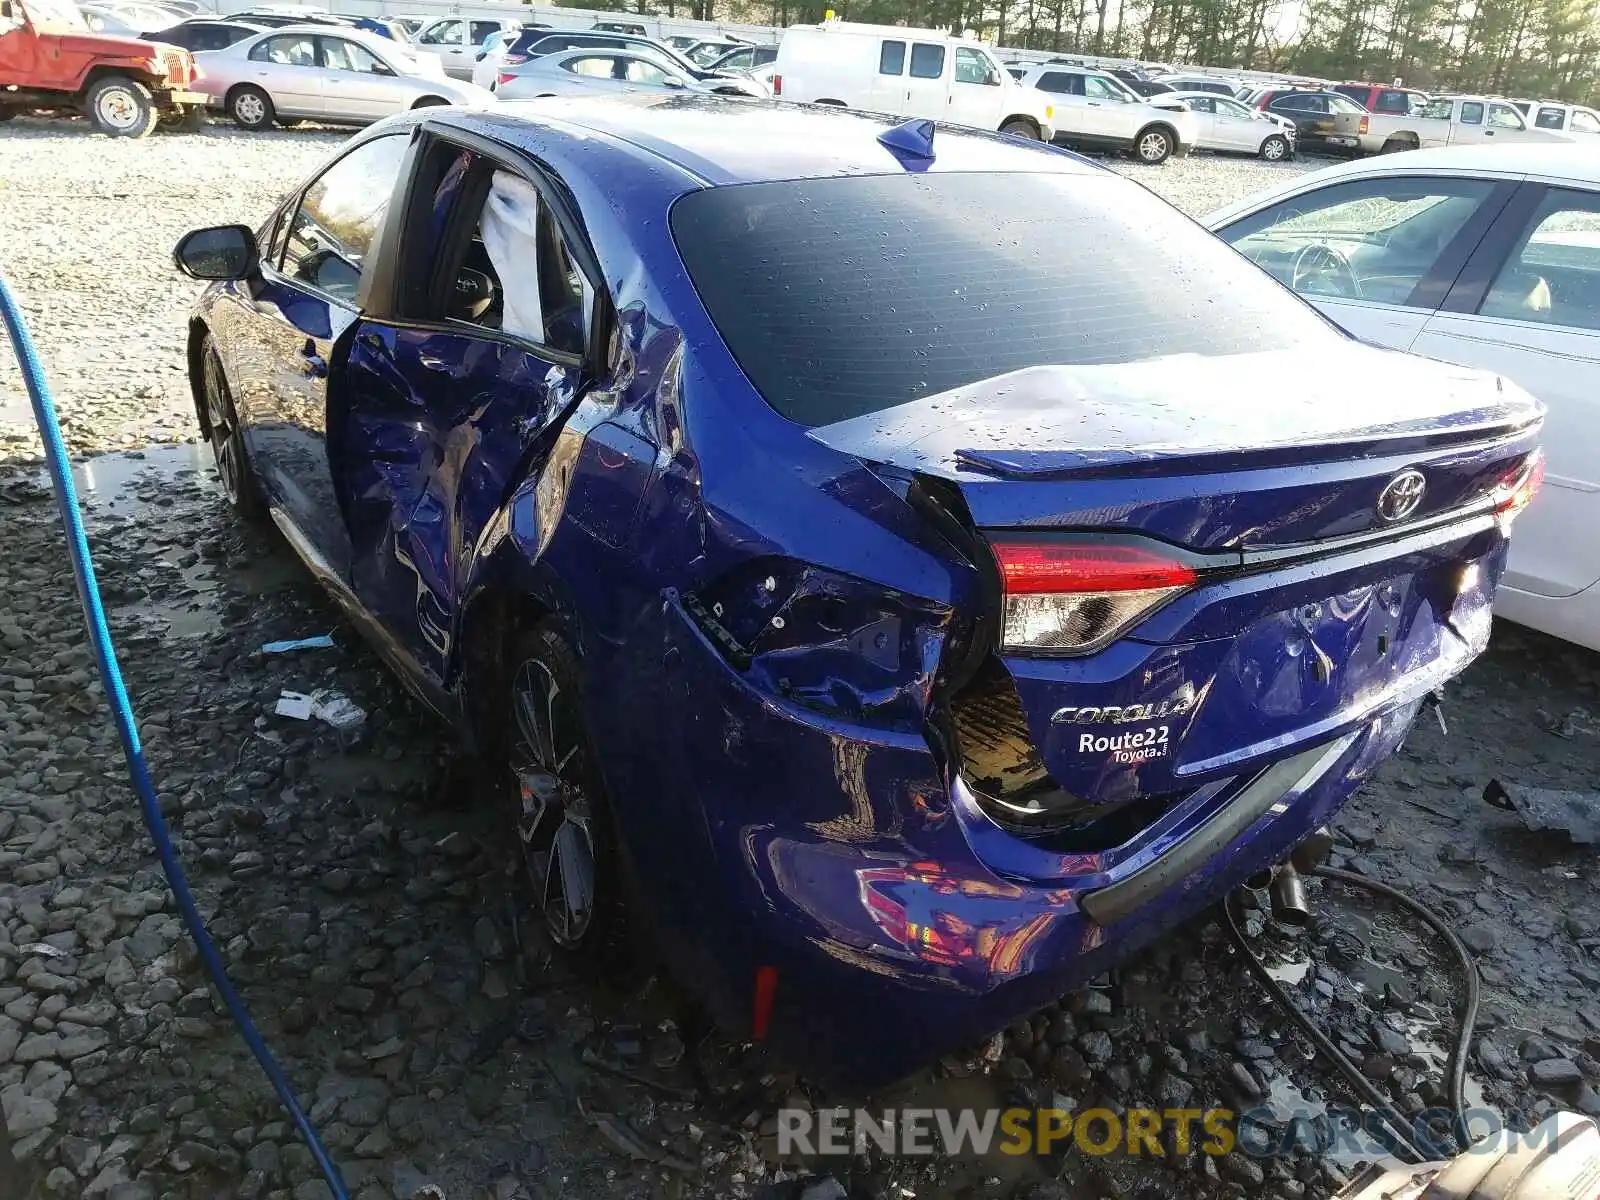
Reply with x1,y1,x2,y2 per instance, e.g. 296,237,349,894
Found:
773,20,1057,141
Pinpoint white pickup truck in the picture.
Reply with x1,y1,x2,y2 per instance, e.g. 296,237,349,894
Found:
1332,93,1580,154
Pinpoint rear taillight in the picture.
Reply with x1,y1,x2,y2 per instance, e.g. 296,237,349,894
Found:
498,73,517,85
1359,115,1369,133
1494,451,1545,528
771,72,782,95
990,540,1196,656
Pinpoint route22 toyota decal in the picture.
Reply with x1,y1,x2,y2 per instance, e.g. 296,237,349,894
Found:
1052,682,1199,766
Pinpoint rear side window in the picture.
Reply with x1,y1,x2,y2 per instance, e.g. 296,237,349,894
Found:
470,20,500,43
670,173,1335,427
1374,90,1411,113
909,43,944,79
1574,109,1600,133
1037,70,1083,95
879,39,904,75
1537,106,1567,129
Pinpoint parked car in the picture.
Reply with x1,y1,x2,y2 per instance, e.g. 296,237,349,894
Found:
412,15,520,80
143,17,265,52
663,33,697,49
499,28,734,84
774,20,1057,141
1333,93,1580,154
682,36,747,66
1522,100,1600,135
78,0,178,34
173,93,1542,1086
592,19,646,35
1,0,205,135
1206,143,1600,647
1165,89,1294,159
1252,87,1370,153
390,14,426,37
227,8,353,27
1156,72,1238,95
1127,76,1176,96
472,27,510,91
1011,61,1197,162
350,16,409,41
496,47,766,100
705,42,774,72
192,25,491,129
1332,82,1428,116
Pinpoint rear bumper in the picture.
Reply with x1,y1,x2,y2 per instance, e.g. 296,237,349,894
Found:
638,593,1452,1088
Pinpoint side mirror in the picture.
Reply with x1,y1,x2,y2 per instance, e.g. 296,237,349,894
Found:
173,225,258,281
474,50,485,60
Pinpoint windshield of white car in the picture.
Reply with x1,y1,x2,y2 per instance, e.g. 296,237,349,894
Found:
21,0,87,30
671,172,1335,426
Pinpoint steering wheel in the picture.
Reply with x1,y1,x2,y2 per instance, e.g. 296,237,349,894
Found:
1290,242,1363,299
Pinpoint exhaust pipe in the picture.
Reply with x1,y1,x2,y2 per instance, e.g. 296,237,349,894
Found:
1269,863,1312,928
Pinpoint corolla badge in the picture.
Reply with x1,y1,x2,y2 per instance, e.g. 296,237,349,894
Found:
1376,469,1426,523
1051,682,1198,726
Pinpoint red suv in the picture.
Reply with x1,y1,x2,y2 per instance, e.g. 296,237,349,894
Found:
0,0,205,136
1333,83,1428,115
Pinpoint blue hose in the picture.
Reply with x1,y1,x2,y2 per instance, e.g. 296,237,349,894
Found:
0,268,350,1199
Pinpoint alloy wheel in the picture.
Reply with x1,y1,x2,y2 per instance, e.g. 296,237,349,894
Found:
510,657,597,947
234,93,266,125
1138,131,1171,162
1263,136,1287,160
202,350,246,505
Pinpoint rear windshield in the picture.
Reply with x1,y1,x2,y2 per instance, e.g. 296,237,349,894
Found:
670,172,1335,426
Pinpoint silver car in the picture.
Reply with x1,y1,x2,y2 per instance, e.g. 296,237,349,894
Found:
496,46,767,101
193,24,493,129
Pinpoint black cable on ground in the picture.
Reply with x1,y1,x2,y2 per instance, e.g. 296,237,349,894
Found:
1225,863,1483,1166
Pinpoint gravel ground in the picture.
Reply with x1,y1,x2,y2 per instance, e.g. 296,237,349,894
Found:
2,113,1599,1200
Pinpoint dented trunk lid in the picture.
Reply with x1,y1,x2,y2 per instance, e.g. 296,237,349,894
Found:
809,348,1543,834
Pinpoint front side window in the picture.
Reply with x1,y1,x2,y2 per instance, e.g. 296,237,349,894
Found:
1459,101,1484,124
1573,109,1600,133
622,56,672,85
252,34,316,65
1084,74,1125,101
1214,97,1253,119
909,42,944,79
1220,176,1495,307
1187,96,1215,113
953,47,998,85
1488,103,1525,129
417,18,461,45
1480,188,1600,330
878,39,905,75
283,135,409,304
670,172,1338,427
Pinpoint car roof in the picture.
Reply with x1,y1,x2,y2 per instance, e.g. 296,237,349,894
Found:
445,94,1102,188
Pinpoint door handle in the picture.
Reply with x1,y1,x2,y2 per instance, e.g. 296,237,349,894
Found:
1087,101,1101,106
1484,129,1495,136
301,340,327,378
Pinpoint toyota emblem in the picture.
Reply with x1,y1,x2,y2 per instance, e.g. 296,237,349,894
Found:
1377,469,1426,523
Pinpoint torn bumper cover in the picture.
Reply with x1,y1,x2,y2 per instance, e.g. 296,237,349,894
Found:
645,596,1426,1087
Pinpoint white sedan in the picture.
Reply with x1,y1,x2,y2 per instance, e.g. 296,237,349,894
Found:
1207,144,1600,650
193,24,492,129
1164,90,1296,160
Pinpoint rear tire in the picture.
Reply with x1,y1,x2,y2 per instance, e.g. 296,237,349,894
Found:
1133,124,1174,164
228,85,274,131
410,95,447,108
1000,117,1041,140
1259,133,1289,161
1379,137,1414,154
503,624,628,961
86,77,157,138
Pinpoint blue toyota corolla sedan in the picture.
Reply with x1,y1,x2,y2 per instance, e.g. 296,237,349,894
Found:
172,94,1543,1087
